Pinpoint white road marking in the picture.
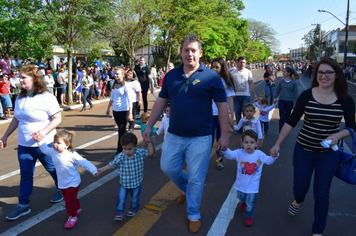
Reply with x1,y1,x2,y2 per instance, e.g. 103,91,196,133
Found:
1,171,118,236
207,184,239,236
254,80,264,88
299,78,307,90
1,135,163,236
0,132,118,182
0,162,42,181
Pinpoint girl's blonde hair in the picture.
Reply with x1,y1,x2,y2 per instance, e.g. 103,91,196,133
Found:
112,66,125,88
54,130,75,152
141,112,150,121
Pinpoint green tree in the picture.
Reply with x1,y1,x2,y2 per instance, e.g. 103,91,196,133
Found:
247,19,280,53
302,25,325,61
87,46,102,67
154,0,247,70
243,40,271,62
0,0,52,59
38,0,113,105
98,0,156,65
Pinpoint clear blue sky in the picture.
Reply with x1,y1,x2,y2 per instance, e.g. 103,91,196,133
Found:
239,0,355,54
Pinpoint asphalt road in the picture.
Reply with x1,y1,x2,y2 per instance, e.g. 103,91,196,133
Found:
0,69,356,236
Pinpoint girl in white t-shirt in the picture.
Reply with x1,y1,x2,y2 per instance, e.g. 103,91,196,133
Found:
36,130,97,229
106,66,133,154
154,104,170,139
211,57,235,170
254,98,276,135
232,103,263,149
222,130,278,226
125,69,142,132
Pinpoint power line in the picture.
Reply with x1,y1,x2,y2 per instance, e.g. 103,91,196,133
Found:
277,12,347,36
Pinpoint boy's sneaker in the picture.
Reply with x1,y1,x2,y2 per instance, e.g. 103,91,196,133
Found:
50,190,64,203
114,214,123,220
126,209,140,217
6,206,31,220
245,217,253,226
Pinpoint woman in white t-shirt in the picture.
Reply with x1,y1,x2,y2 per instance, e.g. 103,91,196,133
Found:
106,66,133,154
57,67,68,106
44,69,55,95
125,69,142,132
0,65,63,221
211,57,235,170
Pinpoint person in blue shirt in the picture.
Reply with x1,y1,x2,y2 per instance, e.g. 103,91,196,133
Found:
94,57,102,72
36,57,46,76
143,34,229,233
11,55,22,68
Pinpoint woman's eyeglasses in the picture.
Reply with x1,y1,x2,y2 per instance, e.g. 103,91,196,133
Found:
317,71,335,77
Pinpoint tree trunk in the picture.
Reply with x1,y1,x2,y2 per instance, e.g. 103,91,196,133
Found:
165,37,172,73
67,50,73,105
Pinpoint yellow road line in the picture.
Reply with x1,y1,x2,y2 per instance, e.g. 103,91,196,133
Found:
113,133,233,236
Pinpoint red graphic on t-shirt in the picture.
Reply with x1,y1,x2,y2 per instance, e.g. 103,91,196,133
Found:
261,110,267,116
244,162,257,175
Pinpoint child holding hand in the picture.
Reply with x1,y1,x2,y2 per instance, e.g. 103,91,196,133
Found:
35,130,98,229
222,130,278,226
136,112,156,157
95,133,149,221
232,103,263,149
254,98,277,135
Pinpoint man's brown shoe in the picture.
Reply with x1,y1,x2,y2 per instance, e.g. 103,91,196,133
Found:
177,192,186,204
189,220,201,233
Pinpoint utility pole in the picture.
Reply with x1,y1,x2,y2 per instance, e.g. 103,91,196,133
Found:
318,0,349,69
311,23,321,60
344,0,350,69
140,0,144,58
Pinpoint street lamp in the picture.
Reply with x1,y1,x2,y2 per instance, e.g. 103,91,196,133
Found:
318,0,350,69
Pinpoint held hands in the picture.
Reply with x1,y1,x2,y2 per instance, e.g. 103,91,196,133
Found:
94,168,102,177
270,145,280,157
31,130,46,142
273,99,278,104
230,124,235,130
229,116,234,127
216,136,228,151
143,127,152,142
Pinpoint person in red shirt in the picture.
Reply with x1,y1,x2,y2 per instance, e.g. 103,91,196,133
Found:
0,75,13,117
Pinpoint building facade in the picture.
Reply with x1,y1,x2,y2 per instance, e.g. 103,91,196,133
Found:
289,47,306,61
321,25,356,63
